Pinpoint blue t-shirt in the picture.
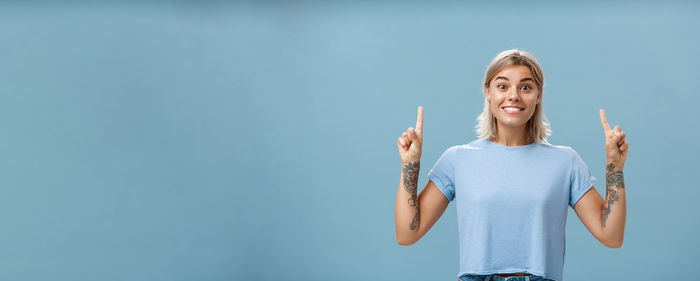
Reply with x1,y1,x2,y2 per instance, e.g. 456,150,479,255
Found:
427,138,596,281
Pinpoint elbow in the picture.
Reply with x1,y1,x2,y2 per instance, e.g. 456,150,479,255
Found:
598,228,624,248
604,238,623,248
397,238,415,246
396,236,417,246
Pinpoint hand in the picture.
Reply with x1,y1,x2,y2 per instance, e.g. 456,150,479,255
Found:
397,106,423,164
599,109,629,170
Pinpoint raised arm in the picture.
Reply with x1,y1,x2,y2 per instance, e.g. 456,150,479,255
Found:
394,106,449,246
573,109,628,248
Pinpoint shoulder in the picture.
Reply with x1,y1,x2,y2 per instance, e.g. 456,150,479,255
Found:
432,139,490,165
536,140,581,163
542,142,595,176
539,140,576,154
442,139,486,154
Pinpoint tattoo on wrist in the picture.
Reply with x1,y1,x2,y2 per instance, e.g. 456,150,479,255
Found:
602,162,624,227
402,162,419,195
606,163,625,189
402,161,420,230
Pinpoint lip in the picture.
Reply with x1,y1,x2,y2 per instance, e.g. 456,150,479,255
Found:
501,106,525,115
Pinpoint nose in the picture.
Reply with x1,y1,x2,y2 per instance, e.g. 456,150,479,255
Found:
506,87,520,101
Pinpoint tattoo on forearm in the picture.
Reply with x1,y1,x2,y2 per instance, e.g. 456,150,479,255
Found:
402,162,419,206
410,207,420,230
602,163,624,227
402,162,420,230
602,188,619,227
606,163,625,189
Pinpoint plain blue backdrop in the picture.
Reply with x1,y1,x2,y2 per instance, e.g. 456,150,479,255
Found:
0,1,698,280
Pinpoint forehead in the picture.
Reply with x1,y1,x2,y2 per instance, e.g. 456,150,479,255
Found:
494,65,534,80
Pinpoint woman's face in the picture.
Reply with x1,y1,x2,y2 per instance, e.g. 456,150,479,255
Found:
485,64,542,130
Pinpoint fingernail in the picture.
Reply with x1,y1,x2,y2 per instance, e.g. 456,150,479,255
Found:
616,132,621,136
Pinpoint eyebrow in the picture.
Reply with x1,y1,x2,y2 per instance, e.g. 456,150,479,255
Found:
494,76,535,83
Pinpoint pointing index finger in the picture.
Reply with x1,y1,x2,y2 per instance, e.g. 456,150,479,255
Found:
416,106,423,133
599,109,611,134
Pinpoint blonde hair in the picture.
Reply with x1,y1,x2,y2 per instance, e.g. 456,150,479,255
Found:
475,49,551,143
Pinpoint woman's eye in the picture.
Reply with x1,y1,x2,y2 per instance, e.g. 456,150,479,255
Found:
497,85,507,90
521,85,531,90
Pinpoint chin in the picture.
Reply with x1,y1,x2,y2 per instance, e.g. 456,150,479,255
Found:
501,122,528,128
495,116,531,128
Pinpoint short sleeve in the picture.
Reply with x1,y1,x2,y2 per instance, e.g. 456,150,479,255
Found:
569,149,597,208
427,147,456,202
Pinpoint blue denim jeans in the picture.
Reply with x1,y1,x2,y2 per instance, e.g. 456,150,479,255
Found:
458,274,555,281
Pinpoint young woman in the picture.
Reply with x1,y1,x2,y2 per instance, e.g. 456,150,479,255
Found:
394,49,628,281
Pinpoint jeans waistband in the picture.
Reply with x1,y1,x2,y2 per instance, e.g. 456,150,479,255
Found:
486,275,531,281
461,274,534,281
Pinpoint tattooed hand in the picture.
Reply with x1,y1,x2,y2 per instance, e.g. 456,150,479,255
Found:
599,109,629,170
397,106,424,164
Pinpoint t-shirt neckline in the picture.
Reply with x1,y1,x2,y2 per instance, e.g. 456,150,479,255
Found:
482,138,539,150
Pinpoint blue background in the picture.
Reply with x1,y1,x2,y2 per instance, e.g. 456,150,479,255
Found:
1,1,698,280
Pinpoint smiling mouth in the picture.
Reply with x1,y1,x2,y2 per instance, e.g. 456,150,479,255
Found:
502,106,525,113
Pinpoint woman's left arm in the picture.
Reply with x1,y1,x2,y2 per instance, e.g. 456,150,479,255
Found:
573,109,628,248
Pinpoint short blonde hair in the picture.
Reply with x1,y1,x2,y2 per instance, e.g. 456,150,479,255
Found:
475,49,551,143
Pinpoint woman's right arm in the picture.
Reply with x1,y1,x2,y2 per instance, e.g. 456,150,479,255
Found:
395,106,450,246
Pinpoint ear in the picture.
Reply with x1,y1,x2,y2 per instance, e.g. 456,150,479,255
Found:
484,85,491,101
537,90,542,104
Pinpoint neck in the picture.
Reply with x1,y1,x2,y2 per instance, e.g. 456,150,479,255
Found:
491,123,531,146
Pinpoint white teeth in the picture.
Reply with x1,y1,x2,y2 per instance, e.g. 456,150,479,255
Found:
503,107,523,112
